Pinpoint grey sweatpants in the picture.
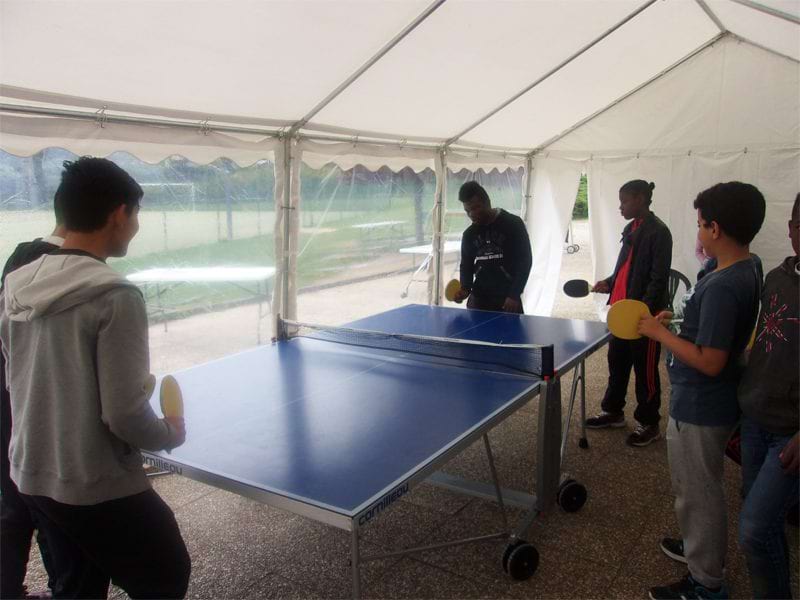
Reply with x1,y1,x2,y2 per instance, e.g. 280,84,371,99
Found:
667,417,735,590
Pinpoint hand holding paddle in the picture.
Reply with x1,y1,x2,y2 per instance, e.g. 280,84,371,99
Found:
563,279,590,298
592,280,610,294
606,299,651,339
445,279,469,303
636,311,667,341
502,297,522,313
160,375,186,451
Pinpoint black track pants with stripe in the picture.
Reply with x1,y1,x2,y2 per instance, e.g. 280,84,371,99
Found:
600,335,662,426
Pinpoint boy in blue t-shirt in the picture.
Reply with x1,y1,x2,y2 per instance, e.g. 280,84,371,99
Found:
637,182,765,600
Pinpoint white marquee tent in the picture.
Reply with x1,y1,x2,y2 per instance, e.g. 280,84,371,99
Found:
1,0,798,320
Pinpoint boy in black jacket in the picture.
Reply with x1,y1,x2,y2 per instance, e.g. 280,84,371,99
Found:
586,180,673,447
453,181,532,313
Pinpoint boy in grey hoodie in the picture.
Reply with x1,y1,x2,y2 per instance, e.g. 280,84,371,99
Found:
0,157,190,599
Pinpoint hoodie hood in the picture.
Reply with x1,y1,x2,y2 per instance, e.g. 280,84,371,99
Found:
3,252,138,321
781,255,799,277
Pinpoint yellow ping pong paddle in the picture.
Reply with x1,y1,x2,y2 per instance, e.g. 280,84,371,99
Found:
160,375,184,419
444,279,462,302
607,299,651,340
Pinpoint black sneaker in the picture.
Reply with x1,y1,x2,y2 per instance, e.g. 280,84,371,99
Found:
649,574,728,600
585,411,625,429
660,537,687,564
626,423,661,447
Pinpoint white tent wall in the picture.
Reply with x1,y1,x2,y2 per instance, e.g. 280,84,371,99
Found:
299,139,436,173
549,35,799,317
546,38,800,157
587,147,800,314
523,157,584,316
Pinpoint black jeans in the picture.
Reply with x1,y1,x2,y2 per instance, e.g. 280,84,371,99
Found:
0,477,57,599
21,490,190,599
1,378,57,599
600,335,662,426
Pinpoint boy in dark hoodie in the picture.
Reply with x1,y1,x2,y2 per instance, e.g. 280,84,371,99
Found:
0,157,190,599
453,181,532,313
0,207,67,598
1,209,66,599
736,193,799,599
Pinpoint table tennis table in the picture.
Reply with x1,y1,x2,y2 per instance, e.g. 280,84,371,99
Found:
142,304,609,598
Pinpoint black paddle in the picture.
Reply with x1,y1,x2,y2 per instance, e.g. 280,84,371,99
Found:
563,279,591,298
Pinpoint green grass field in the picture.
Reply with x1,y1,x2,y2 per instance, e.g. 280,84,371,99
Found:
112,202,436,317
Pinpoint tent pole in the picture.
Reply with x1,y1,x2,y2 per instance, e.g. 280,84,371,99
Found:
694,0,726,32
531,32,727,154
0,102,528,161
0,102,281,137
443,0,659,147
431,150,447,306
728,0,800,24
730,33,800,64
522,156,534,223
289,0,447,134
281,136,293,320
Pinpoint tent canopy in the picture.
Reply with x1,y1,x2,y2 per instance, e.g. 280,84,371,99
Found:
2,0,797,155
2,0,799,318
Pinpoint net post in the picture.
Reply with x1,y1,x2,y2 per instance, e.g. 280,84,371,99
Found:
541,344,555,379
275,314,287,342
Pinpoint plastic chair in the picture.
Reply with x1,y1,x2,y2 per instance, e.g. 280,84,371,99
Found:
668,269,691,312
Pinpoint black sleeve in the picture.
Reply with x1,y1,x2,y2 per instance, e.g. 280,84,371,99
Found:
604,227,631,289
459,230,477,291
1,240,57,288
508,218,532,299
641,225,673,313
2,243,31,287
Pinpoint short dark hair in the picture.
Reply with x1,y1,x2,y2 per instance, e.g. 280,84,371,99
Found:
56,157,143,232
53,189,65,225
693,182,765,246
620,179,655,205
458,181,490,205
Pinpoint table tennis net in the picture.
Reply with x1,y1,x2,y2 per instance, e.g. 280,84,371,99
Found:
277,318,554,379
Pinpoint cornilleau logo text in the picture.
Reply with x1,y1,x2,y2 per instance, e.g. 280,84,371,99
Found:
143,456,182,475
358,484,409,525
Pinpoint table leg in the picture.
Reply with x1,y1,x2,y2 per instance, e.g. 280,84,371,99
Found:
536,377,562,512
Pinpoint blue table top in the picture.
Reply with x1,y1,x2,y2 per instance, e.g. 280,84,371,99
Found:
147,305,609,518
349,304,609,373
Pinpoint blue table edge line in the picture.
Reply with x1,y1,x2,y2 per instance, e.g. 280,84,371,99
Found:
140,450,353,529
555,331,612,374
